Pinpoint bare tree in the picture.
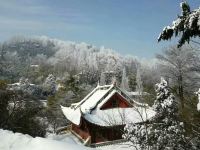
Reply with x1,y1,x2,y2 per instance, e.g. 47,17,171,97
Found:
156,45,200,109
136,65,143,95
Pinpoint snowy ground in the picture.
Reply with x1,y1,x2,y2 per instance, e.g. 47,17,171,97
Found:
0,130,92,150
0,129,134,150
47,133,134,150
47,132,83,145
96,142,134,150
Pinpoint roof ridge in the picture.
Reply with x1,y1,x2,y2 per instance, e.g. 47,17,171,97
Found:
117,87,149,107
90,85,115,112
74,84,113,109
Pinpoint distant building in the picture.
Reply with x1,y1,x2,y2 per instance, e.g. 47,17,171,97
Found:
127,91,150,99
61,83,155,146
30,64,39,72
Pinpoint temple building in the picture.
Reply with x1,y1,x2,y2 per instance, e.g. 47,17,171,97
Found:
61,83,155,146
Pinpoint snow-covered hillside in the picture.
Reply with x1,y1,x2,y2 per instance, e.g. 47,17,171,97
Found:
0,129,92,150
0,129,135,150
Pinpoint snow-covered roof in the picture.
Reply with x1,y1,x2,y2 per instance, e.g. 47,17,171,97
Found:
61,106,81,125
79,85,113,114
61,84,155,126
84,107,155,127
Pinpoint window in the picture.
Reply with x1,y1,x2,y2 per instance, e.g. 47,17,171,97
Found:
112,99,118,107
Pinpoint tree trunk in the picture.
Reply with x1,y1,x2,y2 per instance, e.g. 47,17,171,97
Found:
178,75,184,109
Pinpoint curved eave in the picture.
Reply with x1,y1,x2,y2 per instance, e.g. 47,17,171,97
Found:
83,108,156,127
61,105,82,126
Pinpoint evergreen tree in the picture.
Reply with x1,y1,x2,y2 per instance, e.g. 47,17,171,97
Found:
43,74,56,96
0,80,9,128
100,72,106,85
123,78,192,150
128,74,137,91
136,66,143,94
120,67,130,91
0,80,46,137
158,1,200,47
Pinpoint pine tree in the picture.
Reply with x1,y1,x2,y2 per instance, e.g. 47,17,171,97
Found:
43,74,56,95
181,1,190,16
123,78,192,150
120,67,130,91
158,1,200,47
100,72,106,85
0,80,9,128
136,67,143,95
128,74,137,91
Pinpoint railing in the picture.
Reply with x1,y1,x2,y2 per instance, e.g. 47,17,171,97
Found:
56,125,127,147
56,125,72,135
72,125,90,141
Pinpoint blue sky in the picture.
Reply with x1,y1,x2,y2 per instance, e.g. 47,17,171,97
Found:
0,0,199,58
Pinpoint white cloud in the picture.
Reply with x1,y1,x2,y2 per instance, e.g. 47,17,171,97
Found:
0,1,49,15
0,17,44,30
0,0,92,42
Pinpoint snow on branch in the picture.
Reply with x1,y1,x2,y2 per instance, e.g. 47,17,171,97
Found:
158,1,200,47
